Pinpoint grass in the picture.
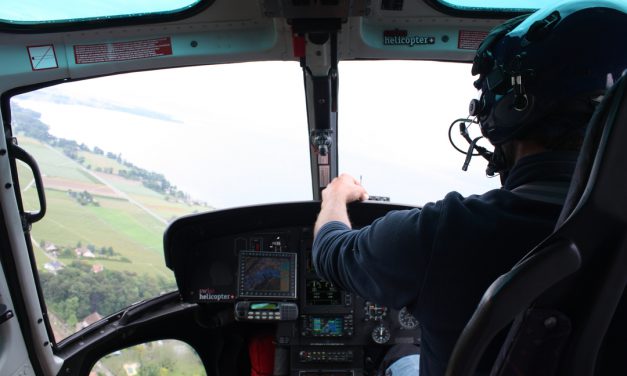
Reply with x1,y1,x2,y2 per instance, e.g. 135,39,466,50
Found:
97,172,164,198
78,150,125,174
31,243,53,268
16,161,34,190
128,193,208,221
23,187,172,280
85,197,164,253
20,136,210,221
18,137,97,183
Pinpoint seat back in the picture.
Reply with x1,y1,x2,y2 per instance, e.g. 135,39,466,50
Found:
446,74,627,376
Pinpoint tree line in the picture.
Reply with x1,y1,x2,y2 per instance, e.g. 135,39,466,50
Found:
39,261,175,327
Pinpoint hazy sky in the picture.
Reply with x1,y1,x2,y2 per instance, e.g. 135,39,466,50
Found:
15,60,500,209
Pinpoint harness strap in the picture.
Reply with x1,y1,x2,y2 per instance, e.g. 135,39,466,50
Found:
510,181,570,205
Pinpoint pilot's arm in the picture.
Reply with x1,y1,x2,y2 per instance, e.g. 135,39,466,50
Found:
313,173,441,309
313,173,369,234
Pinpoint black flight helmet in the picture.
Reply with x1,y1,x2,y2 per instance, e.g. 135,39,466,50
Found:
470,0,627,147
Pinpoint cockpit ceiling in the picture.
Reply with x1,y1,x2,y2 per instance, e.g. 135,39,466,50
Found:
0,0,511,91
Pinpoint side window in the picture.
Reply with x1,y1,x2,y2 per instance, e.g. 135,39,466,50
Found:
93,340,206,376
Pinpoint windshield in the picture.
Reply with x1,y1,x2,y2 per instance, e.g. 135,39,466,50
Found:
437,0,556,11
11,60,499,343
339,61,499,205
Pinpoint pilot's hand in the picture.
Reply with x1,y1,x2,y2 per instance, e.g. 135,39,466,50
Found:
322,173,369,204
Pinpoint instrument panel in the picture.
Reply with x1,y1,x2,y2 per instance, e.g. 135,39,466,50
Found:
165,201,421,376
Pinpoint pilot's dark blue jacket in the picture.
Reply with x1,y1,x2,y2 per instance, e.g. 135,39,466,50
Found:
312,151,578,376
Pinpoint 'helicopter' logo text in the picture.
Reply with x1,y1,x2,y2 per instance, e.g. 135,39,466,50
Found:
383,30,435,47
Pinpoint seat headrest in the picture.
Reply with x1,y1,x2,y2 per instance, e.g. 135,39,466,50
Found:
557,75,627,226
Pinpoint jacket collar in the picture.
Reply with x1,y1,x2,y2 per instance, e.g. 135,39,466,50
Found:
503,151,579,191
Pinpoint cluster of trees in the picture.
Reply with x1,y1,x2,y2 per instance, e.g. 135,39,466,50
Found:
39,261,175,327
57,138,90,164
12,106,54,142
40,239,126,261
97,340,205,376
94,166,114,174
118,167,175,195
114,158,203,205
73,241,119,258
58,247,119,259
132,345,178,376
68,190,99,206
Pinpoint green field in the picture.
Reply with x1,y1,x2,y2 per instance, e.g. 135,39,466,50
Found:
24,189,171,278
77,150,125,174
79,147,210,219
96,172,162,197
32,244,52,267
15,136,209,281
129,193,205,221
19,137,99,183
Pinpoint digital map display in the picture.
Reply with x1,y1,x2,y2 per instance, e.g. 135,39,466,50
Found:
239,252,295,297
311,317,343,336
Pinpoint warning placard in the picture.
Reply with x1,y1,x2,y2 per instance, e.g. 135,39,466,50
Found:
74,37,173,65
458,30,489,50
28,45,58,70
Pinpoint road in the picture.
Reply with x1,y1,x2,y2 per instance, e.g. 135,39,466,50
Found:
43,144,168,225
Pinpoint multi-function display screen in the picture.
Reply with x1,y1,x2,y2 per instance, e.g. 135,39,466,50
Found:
306,279,342,305
238,251,297,298
311,317,343,337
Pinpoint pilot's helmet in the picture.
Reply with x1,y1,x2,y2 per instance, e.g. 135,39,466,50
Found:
470,0,627,146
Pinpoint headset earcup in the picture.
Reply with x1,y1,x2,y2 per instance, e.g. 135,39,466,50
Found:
492,93,535,131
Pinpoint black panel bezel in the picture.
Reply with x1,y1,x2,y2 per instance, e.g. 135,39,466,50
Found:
238,251,298,299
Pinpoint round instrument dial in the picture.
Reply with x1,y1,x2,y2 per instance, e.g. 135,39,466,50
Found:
371,324,391,344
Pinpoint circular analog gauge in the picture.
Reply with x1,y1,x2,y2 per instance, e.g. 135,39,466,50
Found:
371,324,391,344
398,307,418,330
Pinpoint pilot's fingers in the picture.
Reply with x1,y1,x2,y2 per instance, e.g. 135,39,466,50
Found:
323,175,367,203
337,173,357,184
359,191,369,201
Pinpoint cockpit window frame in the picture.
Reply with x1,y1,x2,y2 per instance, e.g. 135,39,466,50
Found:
424,0,533,19
0,0,215,34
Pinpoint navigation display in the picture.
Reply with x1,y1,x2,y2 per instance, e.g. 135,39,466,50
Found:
311,317,343,336
238,251,297,298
